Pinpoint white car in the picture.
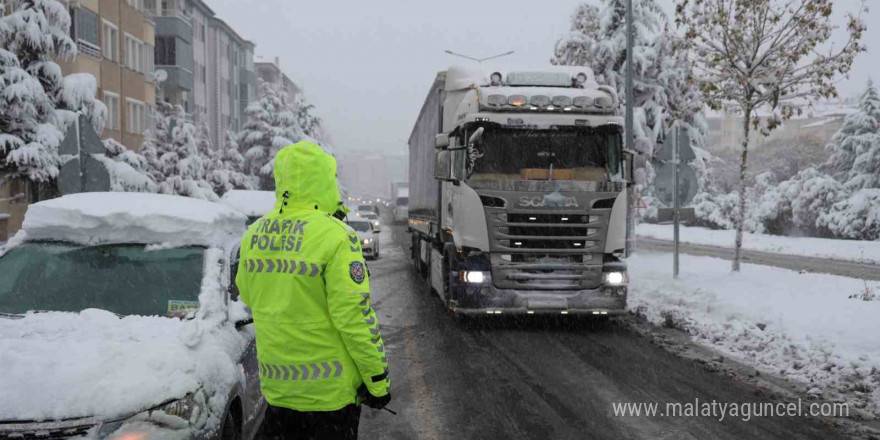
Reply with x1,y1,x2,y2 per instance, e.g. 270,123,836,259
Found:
346,217,380,260
219,190,276,225
0,193,264,440
359,212,381,232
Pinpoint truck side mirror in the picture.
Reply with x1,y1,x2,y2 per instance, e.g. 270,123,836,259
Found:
435,133,450,148
468,127,484,145
623,149,648,186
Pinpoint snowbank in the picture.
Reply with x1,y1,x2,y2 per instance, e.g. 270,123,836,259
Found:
629,253,880,417
219,190,276,218
22,193,246,246
637,223,880,263
0,309,246,422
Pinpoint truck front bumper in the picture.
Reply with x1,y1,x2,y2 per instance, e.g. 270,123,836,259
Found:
450,283,627,316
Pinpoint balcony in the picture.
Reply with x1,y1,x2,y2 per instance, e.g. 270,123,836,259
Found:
77,39,101,59
156,65,193,91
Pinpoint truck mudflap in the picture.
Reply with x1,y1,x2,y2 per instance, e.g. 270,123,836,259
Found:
449,283,627,316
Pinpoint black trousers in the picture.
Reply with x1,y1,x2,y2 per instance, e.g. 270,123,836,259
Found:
261,404,361,440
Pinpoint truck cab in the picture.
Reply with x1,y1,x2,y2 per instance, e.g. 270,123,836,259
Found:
408,66,637,316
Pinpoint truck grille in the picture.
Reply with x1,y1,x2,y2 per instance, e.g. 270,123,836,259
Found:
481,192,616,290
0,419,99,439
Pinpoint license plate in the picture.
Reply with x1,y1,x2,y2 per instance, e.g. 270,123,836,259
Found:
527,297,568,309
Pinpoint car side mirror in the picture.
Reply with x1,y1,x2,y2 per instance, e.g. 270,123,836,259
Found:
373,230,380,234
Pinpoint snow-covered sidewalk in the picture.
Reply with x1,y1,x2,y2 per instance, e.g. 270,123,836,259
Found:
629,252,880,418
637,223,880,264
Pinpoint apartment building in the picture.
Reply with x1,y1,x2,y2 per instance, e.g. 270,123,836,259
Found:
255,56,301,104
205,18,255,149
148,0,254,150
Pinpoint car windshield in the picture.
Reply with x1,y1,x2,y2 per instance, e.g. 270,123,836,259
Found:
362,213,378,219
347,221,371,232
467,125,622,181
0,242,205,317
358,205,374,212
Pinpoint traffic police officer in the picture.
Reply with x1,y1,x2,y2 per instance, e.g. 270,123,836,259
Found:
236,141,390,440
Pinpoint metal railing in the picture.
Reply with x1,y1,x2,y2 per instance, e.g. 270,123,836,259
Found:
77,39,101,59
150,8,191,23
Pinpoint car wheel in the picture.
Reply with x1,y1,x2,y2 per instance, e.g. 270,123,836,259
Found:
220,410,240,440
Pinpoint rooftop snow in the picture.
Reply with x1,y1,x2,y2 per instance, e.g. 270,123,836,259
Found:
219,190,276,218
22,193,247,247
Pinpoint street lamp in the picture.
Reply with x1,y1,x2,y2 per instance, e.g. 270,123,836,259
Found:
444,50,515,64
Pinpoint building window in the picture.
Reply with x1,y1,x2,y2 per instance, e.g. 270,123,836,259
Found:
102,20,118,62
72,7,100,57
155,36,176,65
143,43,154,75
104,92,120,130
125,0,142,11
124,33,144,72
126,98,147,134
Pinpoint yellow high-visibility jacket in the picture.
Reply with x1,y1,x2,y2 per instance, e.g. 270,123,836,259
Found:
236,141,389,411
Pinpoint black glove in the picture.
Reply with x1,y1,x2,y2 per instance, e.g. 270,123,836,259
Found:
359,385,391,409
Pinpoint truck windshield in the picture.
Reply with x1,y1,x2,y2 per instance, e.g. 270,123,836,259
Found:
0,243,205,317
467,125,622,182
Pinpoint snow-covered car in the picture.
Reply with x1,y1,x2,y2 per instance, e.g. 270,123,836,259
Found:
359,212,381,232
346,217,380,259
0,193,265,440
219,190,276,225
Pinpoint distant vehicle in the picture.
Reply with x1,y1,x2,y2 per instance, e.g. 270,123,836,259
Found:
407,65,642,316
219,190,276,225
0,193,264,440
390,183,409,223
359,212,381,232
357,203,380,215
347,216,380,259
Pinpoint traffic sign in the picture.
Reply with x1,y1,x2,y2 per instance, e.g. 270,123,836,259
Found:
655,127,696,162
653,162,698,207
58,114,111,195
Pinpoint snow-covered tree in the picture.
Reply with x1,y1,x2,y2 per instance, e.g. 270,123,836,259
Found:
676,0,866,271
203,129,252,196
142,102,217,200
0,0,75,183
96,138,156,192
824,80,880,183
55,73,106,135
238,80,301,189
818,189,880,240
750,167,848,236
553,0,669,155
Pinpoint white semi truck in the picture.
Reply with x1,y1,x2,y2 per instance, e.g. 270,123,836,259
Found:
407,65,638,316
390,182,409,223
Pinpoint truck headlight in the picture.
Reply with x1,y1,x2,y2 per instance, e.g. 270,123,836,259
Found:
603,271,627,286
458,271,486,283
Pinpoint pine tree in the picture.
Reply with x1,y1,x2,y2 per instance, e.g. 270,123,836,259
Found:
824,80,880,181
143,102,217,200
0,0,76,183
97,138,156,192
238,80,301,189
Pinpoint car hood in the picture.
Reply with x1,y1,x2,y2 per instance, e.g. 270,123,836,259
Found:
0,309,246,422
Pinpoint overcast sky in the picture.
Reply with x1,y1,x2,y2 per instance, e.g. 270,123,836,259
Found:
208,0,877,156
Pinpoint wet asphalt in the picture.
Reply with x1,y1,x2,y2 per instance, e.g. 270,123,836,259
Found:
356,223,856,440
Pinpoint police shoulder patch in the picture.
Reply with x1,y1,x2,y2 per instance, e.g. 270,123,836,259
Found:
349,261,366,284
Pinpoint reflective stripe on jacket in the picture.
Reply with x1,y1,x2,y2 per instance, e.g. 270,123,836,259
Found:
236,141,389,411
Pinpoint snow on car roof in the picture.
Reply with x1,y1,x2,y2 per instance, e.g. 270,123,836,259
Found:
22,192,247,247
219,190,276,217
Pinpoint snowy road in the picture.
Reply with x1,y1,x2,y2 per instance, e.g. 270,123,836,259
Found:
356,224,854,440
637,237,880,281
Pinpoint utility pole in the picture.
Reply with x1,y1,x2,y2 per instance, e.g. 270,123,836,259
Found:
624,0,636,257
672,123,680,279
625,0,634,154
